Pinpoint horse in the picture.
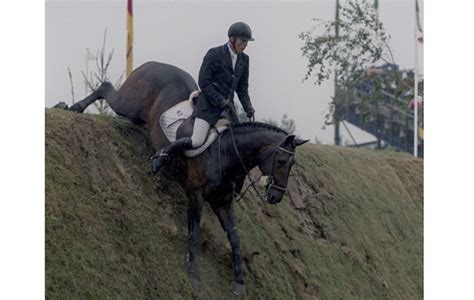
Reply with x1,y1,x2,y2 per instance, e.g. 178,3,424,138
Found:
61,61,309,295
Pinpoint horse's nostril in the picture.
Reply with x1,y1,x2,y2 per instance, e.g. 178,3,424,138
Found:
269,195,275,202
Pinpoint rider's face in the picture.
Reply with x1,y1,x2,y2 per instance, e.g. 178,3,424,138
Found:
233,37,248,54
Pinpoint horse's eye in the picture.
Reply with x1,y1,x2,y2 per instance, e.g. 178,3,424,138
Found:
277,158,286,165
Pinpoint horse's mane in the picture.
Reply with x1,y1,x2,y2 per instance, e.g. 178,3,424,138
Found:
219,122,288,154
229,121,288,135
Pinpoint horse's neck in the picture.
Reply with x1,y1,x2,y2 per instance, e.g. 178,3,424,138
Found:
228,129,283,172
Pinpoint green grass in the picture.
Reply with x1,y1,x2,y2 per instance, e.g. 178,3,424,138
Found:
46,109,423,299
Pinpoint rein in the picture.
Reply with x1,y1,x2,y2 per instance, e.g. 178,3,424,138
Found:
224,110,295,202
227,120,268,202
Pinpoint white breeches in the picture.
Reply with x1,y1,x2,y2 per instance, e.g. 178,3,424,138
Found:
191,118,210,148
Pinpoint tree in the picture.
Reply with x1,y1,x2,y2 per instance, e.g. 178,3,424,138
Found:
82,28,124,115
299,0,413,125
66,28,124,115
279,114,296,135
263,114,297,136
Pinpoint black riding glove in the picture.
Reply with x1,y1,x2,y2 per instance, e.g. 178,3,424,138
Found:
220,99,232,110
246,107,255,119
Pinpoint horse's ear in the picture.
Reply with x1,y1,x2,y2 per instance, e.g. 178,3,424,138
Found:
294,138,310,147
282,135,296,147
283,135,310,148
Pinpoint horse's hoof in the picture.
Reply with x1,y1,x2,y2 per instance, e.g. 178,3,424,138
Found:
232,282,245,296
151,159,159,174
53,101,69,110
190,277,202,292
150,153,168,174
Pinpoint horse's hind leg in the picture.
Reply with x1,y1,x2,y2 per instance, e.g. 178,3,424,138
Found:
185,190,205,292
69,81,117,113
211,202,246,296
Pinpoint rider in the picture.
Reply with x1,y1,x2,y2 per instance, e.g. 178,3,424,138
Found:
152,21,256,173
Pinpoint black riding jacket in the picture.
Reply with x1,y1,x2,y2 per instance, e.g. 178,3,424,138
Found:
193,44,253,125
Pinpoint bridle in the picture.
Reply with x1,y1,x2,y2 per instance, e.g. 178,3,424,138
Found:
258,145,295,195
226,122,295,202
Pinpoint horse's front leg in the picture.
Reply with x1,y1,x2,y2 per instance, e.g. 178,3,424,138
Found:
185,190,204,292
211,202,246,296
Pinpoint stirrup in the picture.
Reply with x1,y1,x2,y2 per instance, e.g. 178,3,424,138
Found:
150,150,169,161
151,151,170,174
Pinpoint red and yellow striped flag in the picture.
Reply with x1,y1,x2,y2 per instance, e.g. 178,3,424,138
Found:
126,0,133,77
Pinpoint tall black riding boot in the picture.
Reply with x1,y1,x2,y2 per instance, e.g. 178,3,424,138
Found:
151,137,193,174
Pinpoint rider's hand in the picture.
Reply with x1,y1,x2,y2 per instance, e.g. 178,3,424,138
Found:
220,99,232,110
246,107,255,119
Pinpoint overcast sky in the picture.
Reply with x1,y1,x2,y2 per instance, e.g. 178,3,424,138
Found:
46,0,423,144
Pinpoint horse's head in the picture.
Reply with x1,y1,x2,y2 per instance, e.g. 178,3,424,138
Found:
258,135,309,204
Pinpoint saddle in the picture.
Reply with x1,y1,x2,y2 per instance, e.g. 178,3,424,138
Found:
159,91,229,157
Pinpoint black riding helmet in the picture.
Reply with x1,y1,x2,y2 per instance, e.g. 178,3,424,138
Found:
228,22,254,41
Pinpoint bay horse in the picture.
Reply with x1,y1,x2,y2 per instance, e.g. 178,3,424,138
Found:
62,61,309,295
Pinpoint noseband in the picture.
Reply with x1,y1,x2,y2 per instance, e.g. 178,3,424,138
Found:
227,123,295,202
261,146,295,195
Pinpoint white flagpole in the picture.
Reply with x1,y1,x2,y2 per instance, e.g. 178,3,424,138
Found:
85,48,89,97
414,42,419,157
413,0,423,157
84,48,97,96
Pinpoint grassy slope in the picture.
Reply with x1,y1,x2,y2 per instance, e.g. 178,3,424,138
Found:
45,109,423,299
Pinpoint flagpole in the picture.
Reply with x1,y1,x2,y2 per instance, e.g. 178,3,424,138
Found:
414,44,419,157
334,0,341,146
126,0,133,78
413,0,422,157
85,48,96,96
374,0,379,18
85,48,89,96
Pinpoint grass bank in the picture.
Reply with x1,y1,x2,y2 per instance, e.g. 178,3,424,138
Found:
45,109,423,299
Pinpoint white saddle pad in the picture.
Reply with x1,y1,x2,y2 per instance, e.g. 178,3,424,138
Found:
159,100,193,143
159,91,228,158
